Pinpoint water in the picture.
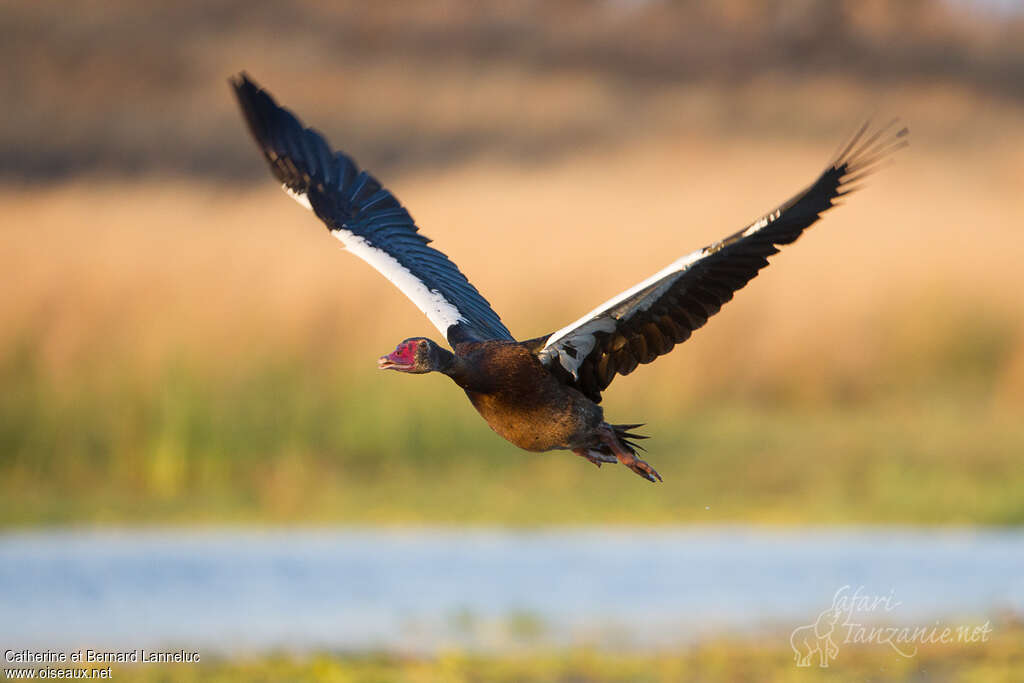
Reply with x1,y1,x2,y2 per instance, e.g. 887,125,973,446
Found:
1,527,1021,653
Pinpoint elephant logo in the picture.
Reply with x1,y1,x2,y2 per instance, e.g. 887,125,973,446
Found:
790,607,843,667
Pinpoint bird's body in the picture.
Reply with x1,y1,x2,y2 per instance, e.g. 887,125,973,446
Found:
231,72,907,483
457,342,584,451
452,340,603,453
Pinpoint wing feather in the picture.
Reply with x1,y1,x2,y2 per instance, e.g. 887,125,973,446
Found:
533,121,908,402
231,73,513,346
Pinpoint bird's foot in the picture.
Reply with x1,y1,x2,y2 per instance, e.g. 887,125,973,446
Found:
573,448,604,468
598,425,662,483
621,455,662,483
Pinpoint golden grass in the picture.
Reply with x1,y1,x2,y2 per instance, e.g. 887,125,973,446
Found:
3,127,1022,395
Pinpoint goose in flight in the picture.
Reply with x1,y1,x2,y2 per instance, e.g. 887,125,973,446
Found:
231,73,907,482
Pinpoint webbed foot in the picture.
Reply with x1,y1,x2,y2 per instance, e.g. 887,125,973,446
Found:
623,456,662,483
573,448,605,468
597,424,663,483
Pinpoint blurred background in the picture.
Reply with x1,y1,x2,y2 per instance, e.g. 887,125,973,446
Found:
2,0,1023,680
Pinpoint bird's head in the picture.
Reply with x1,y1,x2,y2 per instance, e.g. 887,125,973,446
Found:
378,337,450,374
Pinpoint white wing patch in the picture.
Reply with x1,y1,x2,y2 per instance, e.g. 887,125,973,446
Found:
544,246,709,346
283,185,313,211
741,208,780,237
543,209,785,373
331,230,466,337
542,207,787,376
280,182,465,338
539,246,712,377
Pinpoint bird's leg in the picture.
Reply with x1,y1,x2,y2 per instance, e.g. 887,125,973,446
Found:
598,426,663,483
573,448,604,468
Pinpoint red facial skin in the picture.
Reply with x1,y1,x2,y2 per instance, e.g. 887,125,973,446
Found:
378,339,420,370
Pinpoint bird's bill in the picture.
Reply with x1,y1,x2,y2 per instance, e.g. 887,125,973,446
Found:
377,340,418,371
377,352,411,371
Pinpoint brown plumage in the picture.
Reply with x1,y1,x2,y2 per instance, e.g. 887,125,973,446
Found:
454,342,597,453
232,72,907,483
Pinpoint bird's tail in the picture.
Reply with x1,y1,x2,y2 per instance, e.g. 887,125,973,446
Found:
612,423,649,454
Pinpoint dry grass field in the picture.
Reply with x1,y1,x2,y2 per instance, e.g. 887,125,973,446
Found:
5,119,1024,396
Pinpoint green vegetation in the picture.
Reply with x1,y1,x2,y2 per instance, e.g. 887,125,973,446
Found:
25,621,1024,682
2,311,1021,526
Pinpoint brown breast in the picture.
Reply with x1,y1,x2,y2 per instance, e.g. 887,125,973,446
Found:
452,341,604,452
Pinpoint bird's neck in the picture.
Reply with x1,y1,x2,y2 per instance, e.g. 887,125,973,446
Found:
439,351,473,387
440,344,503,393
433,346,460,377
441,349,498,393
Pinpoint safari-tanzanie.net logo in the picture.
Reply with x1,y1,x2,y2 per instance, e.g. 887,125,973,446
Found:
789,585,993,668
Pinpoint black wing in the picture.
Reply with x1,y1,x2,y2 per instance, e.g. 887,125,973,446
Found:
532,121,908,402
230,73,513,346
